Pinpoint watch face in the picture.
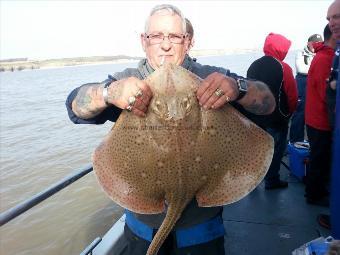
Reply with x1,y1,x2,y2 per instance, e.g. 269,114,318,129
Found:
238,79,248,92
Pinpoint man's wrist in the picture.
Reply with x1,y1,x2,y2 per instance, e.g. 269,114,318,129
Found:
103,80,113,105
235,78,248,101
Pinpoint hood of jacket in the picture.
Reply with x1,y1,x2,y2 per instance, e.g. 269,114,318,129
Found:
312,41,334,54
263,33,291,61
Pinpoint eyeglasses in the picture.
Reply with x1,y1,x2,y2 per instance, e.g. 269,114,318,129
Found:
145,33,187,45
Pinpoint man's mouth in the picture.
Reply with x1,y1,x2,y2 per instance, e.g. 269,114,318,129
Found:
159,55,173,65
160,56,165,66
331,26,340,34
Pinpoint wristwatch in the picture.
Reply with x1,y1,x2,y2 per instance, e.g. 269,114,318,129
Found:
103,80,113,105
236,78,248,101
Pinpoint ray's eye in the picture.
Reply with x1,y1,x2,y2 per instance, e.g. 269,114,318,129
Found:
181,97,191,111
155,100,163,112
153,100,167,117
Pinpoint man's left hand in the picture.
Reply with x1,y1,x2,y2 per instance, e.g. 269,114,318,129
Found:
196,72,238,109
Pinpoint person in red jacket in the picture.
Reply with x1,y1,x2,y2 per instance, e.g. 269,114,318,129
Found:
305,24,336,206
247,33,298,189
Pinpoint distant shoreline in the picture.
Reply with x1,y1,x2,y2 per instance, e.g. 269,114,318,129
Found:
0,49,259,72
0,55,142,72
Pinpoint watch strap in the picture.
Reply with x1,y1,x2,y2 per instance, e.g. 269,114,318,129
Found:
103,80,112,105
236,78,247,101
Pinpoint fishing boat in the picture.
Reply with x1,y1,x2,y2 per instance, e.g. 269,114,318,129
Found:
0,152,335,255
1,79,339,255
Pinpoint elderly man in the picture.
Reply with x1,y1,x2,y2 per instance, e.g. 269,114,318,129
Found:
327,0,340,40
319,0,340,238
66,4,275,255
326,0,340,124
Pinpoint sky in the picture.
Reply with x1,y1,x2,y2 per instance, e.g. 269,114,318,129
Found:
0,0,332,60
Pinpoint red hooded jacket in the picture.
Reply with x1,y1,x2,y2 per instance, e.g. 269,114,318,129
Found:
305,41,335,131
263,33,298,114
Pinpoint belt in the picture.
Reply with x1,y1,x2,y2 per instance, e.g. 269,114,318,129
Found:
125,210,225,248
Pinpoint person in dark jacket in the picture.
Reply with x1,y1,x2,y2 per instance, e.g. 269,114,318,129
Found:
65,4,276,255
247,33,298,190
305,24,336,207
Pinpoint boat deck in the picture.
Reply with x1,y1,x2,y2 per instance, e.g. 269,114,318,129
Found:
222,155,331,255
91,155,331,255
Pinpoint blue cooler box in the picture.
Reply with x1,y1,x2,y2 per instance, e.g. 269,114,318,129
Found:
287,142,310,180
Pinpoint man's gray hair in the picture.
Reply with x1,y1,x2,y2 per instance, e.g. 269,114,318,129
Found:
144,4,187,33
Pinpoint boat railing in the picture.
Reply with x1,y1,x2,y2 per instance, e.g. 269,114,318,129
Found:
0,163,102,254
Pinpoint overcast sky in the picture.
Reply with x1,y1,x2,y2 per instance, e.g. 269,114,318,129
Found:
0,0,332,60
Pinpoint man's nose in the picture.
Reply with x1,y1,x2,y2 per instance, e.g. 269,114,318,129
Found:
160,37,172,50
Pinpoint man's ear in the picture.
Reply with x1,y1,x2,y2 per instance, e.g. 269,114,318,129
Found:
141,33,147,52
188,38,195,51
184,38,191,53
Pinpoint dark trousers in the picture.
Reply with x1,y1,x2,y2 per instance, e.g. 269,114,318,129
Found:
305,125,332,199
265,125,288,186
289,73,307,142
120,224,225,255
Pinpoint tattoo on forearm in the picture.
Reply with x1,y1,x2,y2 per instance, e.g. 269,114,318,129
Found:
245,96,272,115
244,99,264,114
244,81,275,115
261,95,273,114
254,81,267,92
73,83,105,118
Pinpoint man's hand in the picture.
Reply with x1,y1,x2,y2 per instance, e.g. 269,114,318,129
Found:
196,72,275,115
329,79,337,90
196,72,238,110
108,77,153,117
72,77,153,119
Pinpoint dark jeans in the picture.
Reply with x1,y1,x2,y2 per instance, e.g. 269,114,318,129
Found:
120,224,225,255
289,73,307,142
305,125,332,199
265,125,289,186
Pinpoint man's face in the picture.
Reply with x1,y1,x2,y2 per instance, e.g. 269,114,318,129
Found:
327,0,340,40
141,10,189,69
307,42,315,52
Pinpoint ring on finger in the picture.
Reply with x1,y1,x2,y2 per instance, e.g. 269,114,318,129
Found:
126,105,133,112
135,89,143,98
214,88,224,97
128,96,136,106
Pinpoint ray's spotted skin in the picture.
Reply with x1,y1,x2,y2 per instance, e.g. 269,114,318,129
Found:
92,64,274,255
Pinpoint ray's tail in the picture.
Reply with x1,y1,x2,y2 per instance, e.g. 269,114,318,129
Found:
146,199,187,255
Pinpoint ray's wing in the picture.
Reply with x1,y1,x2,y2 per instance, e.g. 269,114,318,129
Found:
195,105,274,206
93,113,168,214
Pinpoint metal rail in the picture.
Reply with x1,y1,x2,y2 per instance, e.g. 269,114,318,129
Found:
0,164,93,227
80,237,102,255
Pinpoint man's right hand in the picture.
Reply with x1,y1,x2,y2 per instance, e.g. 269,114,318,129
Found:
329,80,337,90
71,77,153,120
108,77,153,117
